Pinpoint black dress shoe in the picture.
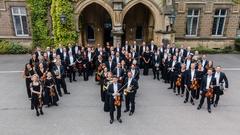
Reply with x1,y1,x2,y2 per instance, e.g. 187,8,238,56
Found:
168,87,173,89
184,100,187,103
36,111,40,116
197,106,201,110
59,94,62,97
54,103,58,106
208,109,212,113
129,112,134,116
118,119,122,123
65,92,70,94
73,80,77,82
40,110,44,115
213,104,218,108
124,109,129,113
110,120,113,124
191,102,195,105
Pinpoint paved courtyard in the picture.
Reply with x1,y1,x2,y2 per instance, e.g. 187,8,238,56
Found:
0,54,240,135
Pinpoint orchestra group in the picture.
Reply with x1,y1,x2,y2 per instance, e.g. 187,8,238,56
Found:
23,40,229,124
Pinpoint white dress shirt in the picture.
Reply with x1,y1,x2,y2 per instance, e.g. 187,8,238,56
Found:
206,75,212,89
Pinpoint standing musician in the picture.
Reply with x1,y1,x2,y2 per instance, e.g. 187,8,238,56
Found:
23,63,35,99
212,66,229,107
44,72,59,107
152,50,161,80
107,76,123,124
113,63,124,84
53,60,70,97
168,55,181,93
123,71,139,116
65,52,77,82
184,63,198,105
30,74,44,116
176,64,187,96
197,69,216,113
142,47,151,75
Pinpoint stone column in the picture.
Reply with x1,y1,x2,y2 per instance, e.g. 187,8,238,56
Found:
112,26,124,47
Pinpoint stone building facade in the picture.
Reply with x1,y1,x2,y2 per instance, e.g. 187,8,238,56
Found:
0,0,239,48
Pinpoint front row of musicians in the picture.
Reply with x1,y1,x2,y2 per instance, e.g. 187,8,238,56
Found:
105,71,139,124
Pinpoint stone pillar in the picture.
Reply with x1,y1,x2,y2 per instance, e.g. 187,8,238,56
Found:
112,26,124,47
153,32,163,46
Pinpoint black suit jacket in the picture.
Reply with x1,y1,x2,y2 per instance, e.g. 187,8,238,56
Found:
184,69,198,86
200,75,216,92
123,78,139,93
213,72,229,88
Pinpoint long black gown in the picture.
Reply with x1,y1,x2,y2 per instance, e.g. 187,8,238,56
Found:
143,52,151,75
44,78,59,106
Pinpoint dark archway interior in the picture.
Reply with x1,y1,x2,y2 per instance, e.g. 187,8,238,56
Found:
80,3,113,46
123,3,155,45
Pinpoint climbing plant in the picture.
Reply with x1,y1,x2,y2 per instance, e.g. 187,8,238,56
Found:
27,0,52,49
51,0,78,46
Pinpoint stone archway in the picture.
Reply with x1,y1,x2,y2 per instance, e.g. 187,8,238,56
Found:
121,0,164,45
74,0,115,46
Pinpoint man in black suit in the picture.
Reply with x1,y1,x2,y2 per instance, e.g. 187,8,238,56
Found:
107,76,122,124
65,52,77,82
53,61,70,97
130,64,140,81
56,44,64,60
152,51,161,80
213,66,229,107
124,71,139,116
149,40,157,53
197,69,216,113
123,41,130,53
113,52,122,65
113,63,124,82
184,63,198,105
168,55,181,92
105,56,116,72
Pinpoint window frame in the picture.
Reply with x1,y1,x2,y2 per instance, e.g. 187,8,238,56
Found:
11,7,29,37
212,9,228,37
186,8,200,37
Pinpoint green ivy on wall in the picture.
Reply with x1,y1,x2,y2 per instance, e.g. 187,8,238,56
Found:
51,0,78,46
27,0,52,49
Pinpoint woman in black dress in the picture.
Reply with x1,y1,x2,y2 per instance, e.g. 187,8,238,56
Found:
23,63,35,99
103,72,113,112
36,63,48,82
142,47,151,75
30,74,44,116
44,72,59,107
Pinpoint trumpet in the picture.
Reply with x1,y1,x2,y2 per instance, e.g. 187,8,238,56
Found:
124,85,133,96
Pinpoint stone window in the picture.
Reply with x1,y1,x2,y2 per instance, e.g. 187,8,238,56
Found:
186,9,200,36
212,9,227,36
11,7,29,36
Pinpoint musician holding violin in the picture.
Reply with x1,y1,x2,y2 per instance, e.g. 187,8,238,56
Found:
107,75,122,124
197,69,216,113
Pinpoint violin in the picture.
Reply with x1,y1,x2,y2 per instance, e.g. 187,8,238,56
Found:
190,78,199,91
205,87,214,98
114,95,121,107
176,74,182,87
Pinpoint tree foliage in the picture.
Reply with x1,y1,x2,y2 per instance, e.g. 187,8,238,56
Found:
27,0,52,49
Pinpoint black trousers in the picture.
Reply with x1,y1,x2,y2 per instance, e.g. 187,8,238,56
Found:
143,64,149,75
110,105,121,121
212,86,222,105
56,78,68,95
25,78,32,98
185,87,196,102
125,93,136,113
83,69,89,81
170,71,176,90
177,84,185,95
153,67,160,79
68,66,76,82
199,92,211,110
